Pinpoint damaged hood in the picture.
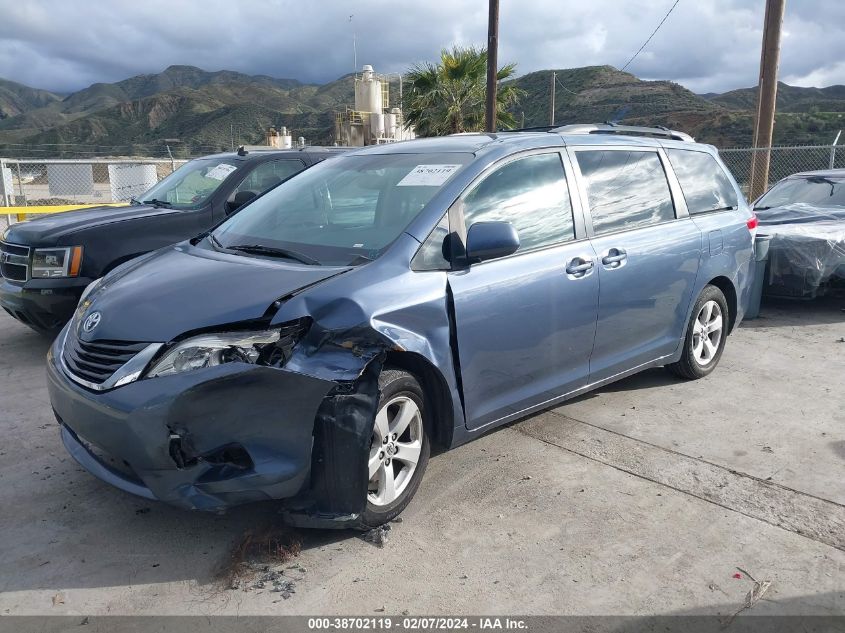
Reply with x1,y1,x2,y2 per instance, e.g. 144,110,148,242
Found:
81,242,349,343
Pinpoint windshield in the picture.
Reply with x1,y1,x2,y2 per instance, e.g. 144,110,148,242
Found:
138,157,242,209
211,153,473,266
756,176,845,209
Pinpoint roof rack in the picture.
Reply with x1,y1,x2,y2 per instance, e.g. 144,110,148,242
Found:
551,123,694,142
499,125,557,133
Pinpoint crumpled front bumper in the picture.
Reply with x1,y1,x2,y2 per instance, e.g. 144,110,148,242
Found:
46,329,336,512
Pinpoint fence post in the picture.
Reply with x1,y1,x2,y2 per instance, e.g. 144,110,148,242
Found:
830,131,841,169
0,158,8,206
0,158,11,228
15,161,27,222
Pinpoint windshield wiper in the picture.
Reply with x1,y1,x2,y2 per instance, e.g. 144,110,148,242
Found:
753,206,772,210
142,198,172,208
226,244,320,265
130,197,142,205
348,254,374,266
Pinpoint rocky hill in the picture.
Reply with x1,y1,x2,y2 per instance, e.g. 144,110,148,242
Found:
702,81,845,113
506,67,845,147
1,64,843,156
0,78,62,121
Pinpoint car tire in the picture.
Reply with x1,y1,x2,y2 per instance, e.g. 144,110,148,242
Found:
359,368,431,528
667,285,730,380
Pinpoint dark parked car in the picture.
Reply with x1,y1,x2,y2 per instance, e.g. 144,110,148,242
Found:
753,169,845,298
0,147,347,334
47,125,755,528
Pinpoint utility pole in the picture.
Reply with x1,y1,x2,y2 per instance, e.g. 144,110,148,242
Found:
748,0,786,201
349,15,357,73
485,0,499,133
549,71,556,126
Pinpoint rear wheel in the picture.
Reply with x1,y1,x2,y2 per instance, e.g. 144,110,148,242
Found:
359,369,430,528
667,285,729,380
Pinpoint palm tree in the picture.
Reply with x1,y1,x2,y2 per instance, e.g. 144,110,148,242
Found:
402,46,524,136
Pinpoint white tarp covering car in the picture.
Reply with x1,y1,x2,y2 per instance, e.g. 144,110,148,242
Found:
754,172,845,298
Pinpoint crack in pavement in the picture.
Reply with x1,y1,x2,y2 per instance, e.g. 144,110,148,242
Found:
515,410,845,552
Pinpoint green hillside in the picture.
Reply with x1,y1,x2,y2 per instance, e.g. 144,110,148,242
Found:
507,67,845,147
1,64,843,157
703,81,845,113
0,78,62,120
505,66,722,137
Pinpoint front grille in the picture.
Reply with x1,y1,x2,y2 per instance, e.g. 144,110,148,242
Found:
62,332,149,385
0,241,30,282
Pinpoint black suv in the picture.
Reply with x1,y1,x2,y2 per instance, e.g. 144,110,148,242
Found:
0,147,347,334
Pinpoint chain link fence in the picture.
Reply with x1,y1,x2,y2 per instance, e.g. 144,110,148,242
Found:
3,144,844,231
719,144,844,200
1,158,188,206
1,158,188,230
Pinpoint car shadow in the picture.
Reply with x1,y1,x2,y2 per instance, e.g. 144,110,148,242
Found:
2,483,359,594
0,317,54,365
741,295,845,329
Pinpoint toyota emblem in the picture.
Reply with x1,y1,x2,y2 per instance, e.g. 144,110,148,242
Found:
82,311,101,333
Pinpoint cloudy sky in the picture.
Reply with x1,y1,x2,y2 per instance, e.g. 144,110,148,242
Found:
1,0,843,95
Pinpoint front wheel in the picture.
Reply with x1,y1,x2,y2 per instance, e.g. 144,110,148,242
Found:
360,369,431,528
667,285,729,380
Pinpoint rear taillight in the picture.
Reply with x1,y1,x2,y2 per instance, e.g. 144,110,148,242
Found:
746,215,758,231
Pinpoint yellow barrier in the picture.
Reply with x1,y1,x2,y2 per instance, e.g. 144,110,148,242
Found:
2,203,129,222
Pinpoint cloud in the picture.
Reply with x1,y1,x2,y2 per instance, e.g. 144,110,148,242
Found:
0,0,843,95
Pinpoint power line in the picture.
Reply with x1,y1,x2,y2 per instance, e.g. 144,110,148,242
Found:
620,0,682,72
555,75,578,96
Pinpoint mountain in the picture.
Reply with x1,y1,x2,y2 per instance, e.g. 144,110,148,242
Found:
20,88,345,157
702,81,845,113
0,78,62,120
508,68,845,147
1,64,844,156
0,66,404,156
506,66,721,132
0,65,311,143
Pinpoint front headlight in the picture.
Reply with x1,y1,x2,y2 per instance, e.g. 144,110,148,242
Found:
32,246,83,278
145,321,308,378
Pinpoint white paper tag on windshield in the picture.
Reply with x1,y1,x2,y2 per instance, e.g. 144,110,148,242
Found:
397,164,462,187
205,163,238,181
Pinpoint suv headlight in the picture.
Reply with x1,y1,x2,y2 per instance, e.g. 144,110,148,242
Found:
32,246,83,278
145,321,308,378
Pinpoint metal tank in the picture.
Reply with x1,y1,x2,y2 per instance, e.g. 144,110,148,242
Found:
355,65,382,114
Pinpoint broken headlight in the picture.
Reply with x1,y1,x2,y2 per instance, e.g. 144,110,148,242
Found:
145,321,308,378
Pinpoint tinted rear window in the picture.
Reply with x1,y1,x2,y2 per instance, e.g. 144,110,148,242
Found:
576,150,675,235
666,149,738,214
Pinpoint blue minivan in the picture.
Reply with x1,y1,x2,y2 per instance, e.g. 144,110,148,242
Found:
46,124,755,528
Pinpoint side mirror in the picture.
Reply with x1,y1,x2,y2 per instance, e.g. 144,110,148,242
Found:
228,190,257,213
465,221,520,263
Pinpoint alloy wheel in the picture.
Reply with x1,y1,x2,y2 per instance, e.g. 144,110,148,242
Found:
367,395,423,506
691,300,723,366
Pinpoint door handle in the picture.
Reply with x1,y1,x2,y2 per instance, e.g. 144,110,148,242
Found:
566,257,594,277
601,248,628,267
